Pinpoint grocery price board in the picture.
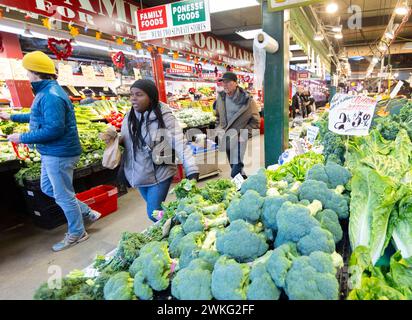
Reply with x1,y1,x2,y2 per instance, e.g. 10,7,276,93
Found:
136,0,211,41
328,94,376,136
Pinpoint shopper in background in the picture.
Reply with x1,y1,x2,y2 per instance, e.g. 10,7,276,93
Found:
303,88,316,116
0,51,101,252
117,80,199,222
291,85,306,118
215,72,260,179
80,88,97,105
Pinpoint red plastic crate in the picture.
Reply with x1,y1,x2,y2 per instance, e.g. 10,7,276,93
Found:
76,185,118,217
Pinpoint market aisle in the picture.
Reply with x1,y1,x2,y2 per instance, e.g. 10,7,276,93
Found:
0,135,264,300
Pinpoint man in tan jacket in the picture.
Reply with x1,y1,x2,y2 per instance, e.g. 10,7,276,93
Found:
214,72,260,178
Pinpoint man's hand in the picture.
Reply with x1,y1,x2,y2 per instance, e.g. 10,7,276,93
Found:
0,112,11,121
7,133,21,144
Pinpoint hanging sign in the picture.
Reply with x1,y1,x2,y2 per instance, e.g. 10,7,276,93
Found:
0,58,13,80
102,66,116,82
57,63,74,85
390,80,404,99
167,62,193,74
268,0,324,12
136,0,211,41
81,65,96,81
9,59,29,81
328,94,376,136
133,68,142,80
306,125,320,145
0,0,141,39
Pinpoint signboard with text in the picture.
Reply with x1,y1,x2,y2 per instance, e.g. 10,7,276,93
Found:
0,0,141,38
268,0,324,12
329,94,376,136
167,63,193,74
136,0,211,41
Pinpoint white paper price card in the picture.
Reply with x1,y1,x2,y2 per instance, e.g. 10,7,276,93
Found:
329,94,376,136
57,63,74,85
232,173,245,191
306,125,320,145
133,68,142,80
102,67,116,82
81,65,96,81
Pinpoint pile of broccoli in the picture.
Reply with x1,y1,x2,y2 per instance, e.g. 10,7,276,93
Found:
34,160,350,301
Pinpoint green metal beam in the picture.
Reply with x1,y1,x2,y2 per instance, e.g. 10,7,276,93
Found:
263,4,290,167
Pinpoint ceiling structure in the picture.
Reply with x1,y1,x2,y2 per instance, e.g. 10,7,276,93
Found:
138,0,412,78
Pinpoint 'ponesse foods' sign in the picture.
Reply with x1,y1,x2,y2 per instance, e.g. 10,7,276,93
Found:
136,0,211,41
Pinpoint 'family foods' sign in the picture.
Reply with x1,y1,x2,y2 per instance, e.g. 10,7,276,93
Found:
136,0,211,41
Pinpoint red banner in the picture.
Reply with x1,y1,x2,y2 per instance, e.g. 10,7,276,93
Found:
0,0,140,38
148,32,253,68
137,5,167,32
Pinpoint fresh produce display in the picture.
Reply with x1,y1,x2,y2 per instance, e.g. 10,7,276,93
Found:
34,159,350,300
174,108,216,128
105,111,124,130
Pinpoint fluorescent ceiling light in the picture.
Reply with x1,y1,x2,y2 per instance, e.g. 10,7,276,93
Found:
326,2,338,14
314,32,324,41
395,1,409,15
76,40,111,52
209,0,259,13
290,56,308,62
290,44,303,51
236,28,262,40
332,25,342,33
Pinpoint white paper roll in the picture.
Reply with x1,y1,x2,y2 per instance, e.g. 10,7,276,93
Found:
253,31,279,54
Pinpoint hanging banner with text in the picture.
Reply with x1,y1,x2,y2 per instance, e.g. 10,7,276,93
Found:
167,63,193,74
0,0,141,39
136,0,211,41
328,94,376,136
268,0,325,12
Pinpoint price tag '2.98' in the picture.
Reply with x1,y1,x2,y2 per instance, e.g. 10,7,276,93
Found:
328,94,376,136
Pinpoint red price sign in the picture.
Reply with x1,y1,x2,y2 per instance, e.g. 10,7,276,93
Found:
137,6,168,31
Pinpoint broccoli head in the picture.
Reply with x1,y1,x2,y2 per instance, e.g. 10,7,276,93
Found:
297,226,336,256
129,241,172,297
227,190,264,224
247,261,281,300
306,162,351,189
315,209,343,243
103,272,135,300
178,231,205,268
171,259,213,300
216,220,269,263
298,180,349,219
175,195,207,224
168,225,186,258
34,277,86,300
211,256,250,300
267,243,300,288
182,211,228,234
285,251,339,300
262,194,298,231
173,178,199,199
240,168,267,197
274,202,320,247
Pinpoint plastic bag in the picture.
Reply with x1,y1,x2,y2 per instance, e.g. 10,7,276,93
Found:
99,126,121,169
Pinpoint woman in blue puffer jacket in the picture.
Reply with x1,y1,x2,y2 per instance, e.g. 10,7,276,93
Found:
0,51,100,252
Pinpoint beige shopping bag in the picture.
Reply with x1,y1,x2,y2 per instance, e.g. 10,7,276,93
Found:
99,126,121,169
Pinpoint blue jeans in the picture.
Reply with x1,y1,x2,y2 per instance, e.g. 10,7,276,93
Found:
138,177,173,222
41,155,91,236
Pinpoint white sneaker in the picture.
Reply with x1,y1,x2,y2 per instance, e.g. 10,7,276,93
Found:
84,210,102,226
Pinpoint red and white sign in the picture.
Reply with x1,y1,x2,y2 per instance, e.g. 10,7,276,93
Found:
137,6,168,32
166,63,193,74
0,0,140,38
